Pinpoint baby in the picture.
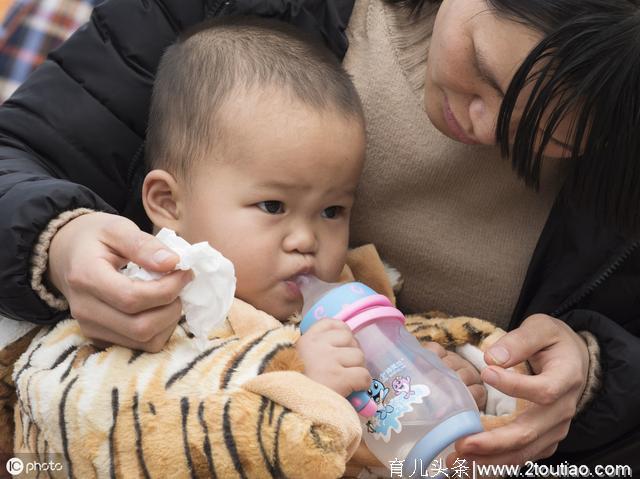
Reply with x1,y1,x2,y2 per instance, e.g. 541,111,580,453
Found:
142,16,370,397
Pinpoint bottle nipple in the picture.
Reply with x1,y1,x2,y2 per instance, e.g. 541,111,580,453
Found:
294,275,340,319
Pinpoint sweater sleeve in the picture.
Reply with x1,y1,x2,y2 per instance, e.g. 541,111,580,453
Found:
574,330,601,413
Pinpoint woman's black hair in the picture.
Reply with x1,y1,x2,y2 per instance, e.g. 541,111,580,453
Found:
387,0,640,236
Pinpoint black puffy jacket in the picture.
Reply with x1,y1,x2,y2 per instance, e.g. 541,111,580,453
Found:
0,0,638,470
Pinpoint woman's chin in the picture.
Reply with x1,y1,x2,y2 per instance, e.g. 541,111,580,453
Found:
424,91,446,131
425,101,454,139
425,94,479,145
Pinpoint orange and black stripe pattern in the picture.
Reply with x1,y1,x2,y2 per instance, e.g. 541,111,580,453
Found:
12,316,354,478
406,313,497,349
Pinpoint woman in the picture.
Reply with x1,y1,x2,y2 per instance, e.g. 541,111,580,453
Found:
0,0,638,470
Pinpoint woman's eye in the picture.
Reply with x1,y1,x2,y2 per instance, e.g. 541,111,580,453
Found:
321,206,344,219
257,201,284,214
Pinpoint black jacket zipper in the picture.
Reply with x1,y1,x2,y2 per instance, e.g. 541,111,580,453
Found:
551,239,640,317
206,0,233,18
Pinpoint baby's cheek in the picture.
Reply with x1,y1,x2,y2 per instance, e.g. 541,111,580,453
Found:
322,252,349,283
233,280,268,311
317,266,343,285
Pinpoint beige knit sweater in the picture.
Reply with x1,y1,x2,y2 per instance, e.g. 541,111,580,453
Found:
345,0,569,329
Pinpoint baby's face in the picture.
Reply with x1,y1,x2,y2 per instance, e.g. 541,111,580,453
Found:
176,91,365,320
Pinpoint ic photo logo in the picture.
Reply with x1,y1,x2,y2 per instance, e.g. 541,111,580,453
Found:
4,456,64,476
6,457,24,476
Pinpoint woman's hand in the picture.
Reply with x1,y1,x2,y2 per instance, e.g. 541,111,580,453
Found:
48,212,193,352
423,342,487,411
448,314,590,466
296,319,372,397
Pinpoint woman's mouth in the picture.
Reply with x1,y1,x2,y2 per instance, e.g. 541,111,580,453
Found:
442,94,480,145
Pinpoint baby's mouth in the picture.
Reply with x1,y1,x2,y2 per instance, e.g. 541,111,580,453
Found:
283,279,303,300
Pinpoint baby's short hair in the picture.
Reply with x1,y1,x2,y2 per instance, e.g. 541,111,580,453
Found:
146,16,364,177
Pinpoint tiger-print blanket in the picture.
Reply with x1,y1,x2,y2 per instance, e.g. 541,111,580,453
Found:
5,245,529,478
12,299,365,479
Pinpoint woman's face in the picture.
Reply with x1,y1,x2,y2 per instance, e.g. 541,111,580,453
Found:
425,0,575,158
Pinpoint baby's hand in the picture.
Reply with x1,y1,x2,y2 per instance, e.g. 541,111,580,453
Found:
296,319,372,397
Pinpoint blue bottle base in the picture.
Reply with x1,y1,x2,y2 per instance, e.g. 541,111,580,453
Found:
403,410,483,474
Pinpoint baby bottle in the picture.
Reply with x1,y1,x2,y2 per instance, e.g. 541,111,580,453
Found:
297,276,483,471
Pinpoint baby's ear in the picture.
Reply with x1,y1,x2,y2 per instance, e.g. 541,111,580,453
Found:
142,169,182,228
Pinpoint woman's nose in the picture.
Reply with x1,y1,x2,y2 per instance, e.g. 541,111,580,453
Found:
283,225,318,254
468,96,498,145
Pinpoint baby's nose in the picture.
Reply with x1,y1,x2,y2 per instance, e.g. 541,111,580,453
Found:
283,226,318,254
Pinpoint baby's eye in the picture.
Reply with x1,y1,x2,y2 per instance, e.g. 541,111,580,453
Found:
257,201,284,214
321,206,344,219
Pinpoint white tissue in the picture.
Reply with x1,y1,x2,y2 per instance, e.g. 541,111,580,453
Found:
122,228,236,349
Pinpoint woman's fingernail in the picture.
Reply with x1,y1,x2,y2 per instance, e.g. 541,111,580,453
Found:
483,368,499,385
152,249,173,264
488,346,510,364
